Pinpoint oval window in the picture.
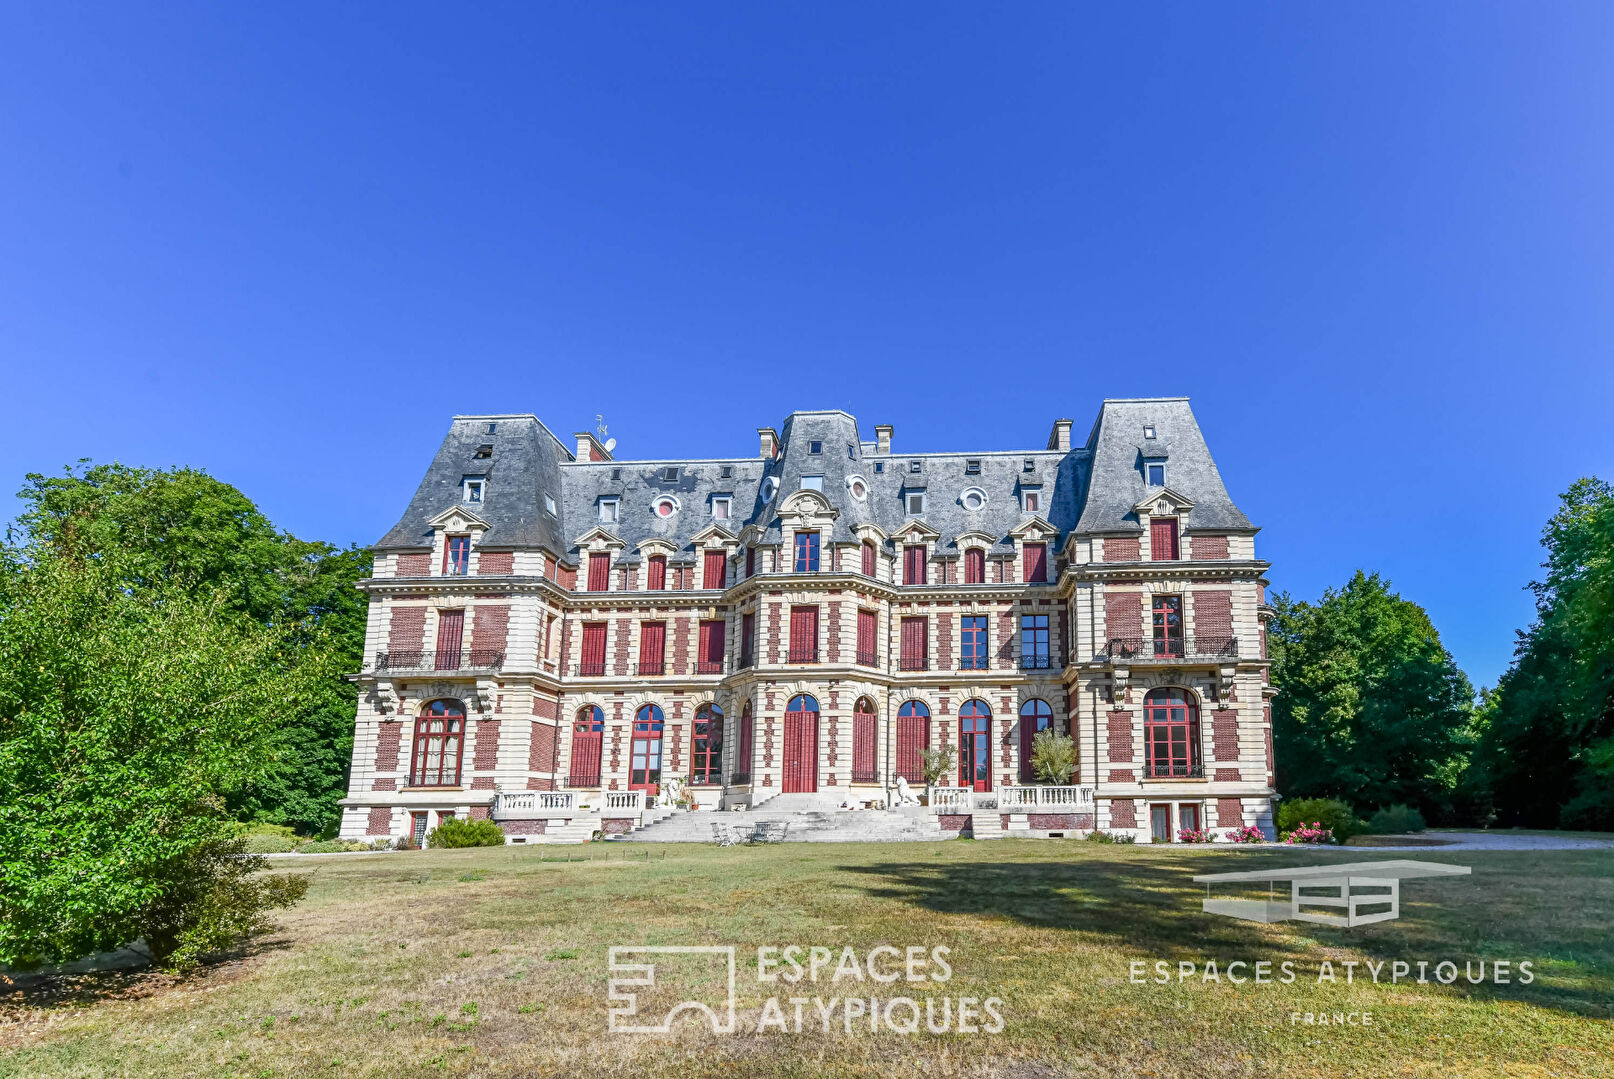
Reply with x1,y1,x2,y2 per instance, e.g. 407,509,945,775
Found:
847,475,868,501
654,497,679,518
961,487,987,511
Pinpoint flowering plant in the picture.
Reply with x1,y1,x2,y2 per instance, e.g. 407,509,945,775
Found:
1226,824,1266,844
1177,827,1215,843
1282,821,1336,845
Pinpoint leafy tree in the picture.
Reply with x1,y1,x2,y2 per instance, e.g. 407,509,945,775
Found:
1479,478,1614,828
14,462,370,834
1029,729,1077,784
1269,571,1474,821
0,549,313,970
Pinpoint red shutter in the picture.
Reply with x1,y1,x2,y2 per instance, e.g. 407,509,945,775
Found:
745,546,756,578
896,714,928,783
738,708,754,778
861,542,876,577
698,620,725,672
434,610,464,670
857,609,876,665
904,546,926,585
790,606,818,662
1150,518,1179,561
1023,543,1047,583
741,611,756,665
639,621,665,674
647,555,667,590
581,623,607,675
703,550,727,590
964,548,985,584
900,616,928,669
587,552,610,590
852,709,877,782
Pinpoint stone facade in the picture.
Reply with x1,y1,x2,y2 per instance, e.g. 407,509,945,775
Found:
338,400,1275,842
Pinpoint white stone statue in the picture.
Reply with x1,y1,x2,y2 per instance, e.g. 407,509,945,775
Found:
661,776,684,808
894,776,921,806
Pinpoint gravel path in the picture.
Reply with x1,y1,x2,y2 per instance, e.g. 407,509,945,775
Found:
1352,830,1614,852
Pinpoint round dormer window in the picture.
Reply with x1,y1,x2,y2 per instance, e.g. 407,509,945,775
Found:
846,475,868,501
761,476,779,503
653,496,680,518
960,487,988,511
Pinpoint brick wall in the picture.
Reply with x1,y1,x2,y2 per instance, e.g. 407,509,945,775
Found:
1104,591,1142,641
396,552,430,576
1211,710,1239,761
366,807,392,835
1103,537,1140,562
1108,800,1137,829
389,606,426,652
478,550,514,574
473,720,501,770
1106,710,1134,762
529,722,556,772
1190,535,1229,560
1192,591,1233,640
1216,798,1244,827
471,605,511,653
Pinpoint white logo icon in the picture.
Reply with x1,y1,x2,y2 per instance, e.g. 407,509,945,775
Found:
607,946,737,1033
1194,860,1472,927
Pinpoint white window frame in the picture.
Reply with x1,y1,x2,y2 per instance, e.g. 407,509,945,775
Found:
599,498,620,523
960,486,987,511
652,495,681,518
1146,461,1166,487
463,478,485,504
907,491,926,515
800,475,824,492
1022,487,1042,514
711,496,732,520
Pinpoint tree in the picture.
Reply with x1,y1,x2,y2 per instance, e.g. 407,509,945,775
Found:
0,549,313,970
1029,729,1076,784
14,462,370,834
1268,571,1474,821
1479,478,1614,828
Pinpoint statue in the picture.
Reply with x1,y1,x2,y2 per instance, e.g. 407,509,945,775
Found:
894,776,921,806
661,776,684,809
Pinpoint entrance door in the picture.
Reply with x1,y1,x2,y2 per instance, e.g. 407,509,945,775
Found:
896,701,930,784
1018,699,1053,783
958,699,992,792
411,812,428,845
783,694,819,793
1179,803,1201,833
1150,804,1172,842
629,704,664,795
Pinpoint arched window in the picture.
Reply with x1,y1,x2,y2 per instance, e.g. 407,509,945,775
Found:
895,700,930,784
410,699,465,787
1019,699,1055,783
692,703,724,786
958,699,992,792
570,705,603,787
734,701,754,784
964,547,986,585
852,696,878,783
861,541,876,577
1144,688,1200,778
788,694,819,713
783,695,819,793
630,704,665,793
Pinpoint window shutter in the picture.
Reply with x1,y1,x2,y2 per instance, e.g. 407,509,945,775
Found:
703,550,727,590
852,709,877,782
699,620,725,671
1023,543,1047,583
1150,518,1179,561
964,548,985,584
587,552,610,591
640,621,665,672
741,611,756,665
434,610,464,670
904,545,926,585
857,609,876,662
581,623,607,673
901,616,927,668
790,606,818,661
861,542,876,576
745,546,756,578
647,555,667,590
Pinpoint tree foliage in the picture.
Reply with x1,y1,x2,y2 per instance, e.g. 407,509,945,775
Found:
13,462,370,834
1029,729,1076,784
1268,571,1474,821
1476,478,1614,829
0,550,313,969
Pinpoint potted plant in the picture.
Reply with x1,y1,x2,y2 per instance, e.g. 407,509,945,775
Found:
1029,730,1077,785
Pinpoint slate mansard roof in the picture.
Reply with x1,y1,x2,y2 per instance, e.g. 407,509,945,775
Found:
374,398,1253,559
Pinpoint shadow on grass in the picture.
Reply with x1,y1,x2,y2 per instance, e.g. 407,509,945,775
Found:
0,935,291,1011
839,847,1614,1018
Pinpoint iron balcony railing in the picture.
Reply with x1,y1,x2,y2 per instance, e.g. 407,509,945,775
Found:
574,661,606,677
637,660,665,676
696,658,725,674
1019,654,1054,670
567,771,601,788
787,648,818,664
899,656,929,671
1105,636,1239,661
374,650,504,673
856,649,878,667
1144,760,1205,779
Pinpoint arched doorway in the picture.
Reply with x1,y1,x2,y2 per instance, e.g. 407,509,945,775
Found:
783,694,819,793
570,705,603,787
958,699,992,792
852,696,878,783
896,700,930,785
1018,699,1054,783
630,704,665,794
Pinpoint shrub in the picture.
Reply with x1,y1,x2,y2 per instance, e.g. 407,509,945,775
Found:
1276,797,1362,841
426,818,507,849
1084,829,1136,844
294,839,372,854
920,745,957,789
1283,822,1336,844
243,833,300,854
1177,827,1215,843
1029,730,1077,784
1226,824,1267,844
1366,804,1427,834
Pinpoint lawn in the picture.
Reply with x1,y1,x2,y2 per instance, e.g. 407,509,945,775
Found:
2,840,1611,1078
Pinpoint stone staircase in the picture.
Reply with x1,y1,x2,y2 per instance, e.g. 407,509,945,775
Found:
618,803,953,844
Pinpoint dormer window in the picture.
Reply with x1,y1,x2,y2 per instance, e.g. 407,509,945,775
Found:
965,459,981,475
847,444,856,459
463,478,485,504
611,468,622,480
475,444,493,459
711,496,731,520
809,440,823,455
907,491,926,515
874,462,885,474
661,467,679,482
960,487,987,511
1022,487,1042,514
1143,425,1157,440
599,498,619,523
909,460,922,474
801,475,824,492
653,496,679,518
444,535,471,576
1023,458,1035,472
1147,462,1166,487
761,477,779,503
846,475,868,501
486,422,498,434
720,465,734,479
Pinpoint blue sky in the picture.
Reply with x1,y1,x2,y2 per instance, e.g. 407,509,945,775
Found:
2,4,1611,687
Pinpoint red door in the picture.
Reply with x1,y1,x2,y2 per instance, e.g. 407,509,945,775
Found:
570,707,603,786
629,705,664,794
783,695,819,793
895,701,929,782
958,699,992,792
434,610,464,670
1018,699,1053,782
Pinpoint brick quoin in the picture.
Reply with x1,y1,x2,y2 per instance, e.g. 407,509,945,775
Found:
371,778,396,791
366,807,391,835
938,614,954,669
766,603,781,664
375,721,402,771
1106,711,1134,762
1108,801,1137,829
478,550,514,575
1103,537,1140,562
473,720,500,770
1216,798,1245,827
1107,768,1135,783
532,696,558,720
613,617,631,675
996,609,1014,668
1212,710,1239,761
471,777,495,790
1190,535,1229,560
826,601,842,663
1104,591,1142,642
388,607,426,652
1214,768,1241,782
673,617,692,675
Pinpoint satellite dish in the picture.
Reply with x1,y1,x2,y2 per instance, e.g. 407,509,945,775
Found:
604,438,617,452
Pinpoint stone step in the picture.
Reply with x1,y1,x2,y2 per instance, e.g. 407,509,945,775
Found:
968,811,1005,840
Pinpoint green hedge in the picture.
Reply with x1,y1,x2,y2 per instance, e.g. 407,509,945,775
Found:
426,818,507,849
1276,797,1364,841
1366,804,1427,834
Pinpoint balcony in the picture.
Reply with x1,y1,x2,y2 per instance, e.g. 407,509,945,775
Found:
696,658,724,674
374,650,504,674
899,656,929,671
574,661,606,677
856,649,878,667
787,648,818,664
637,660,665,676
1144,761,1205,779
1019,654,1054,671
1105,636,1238,662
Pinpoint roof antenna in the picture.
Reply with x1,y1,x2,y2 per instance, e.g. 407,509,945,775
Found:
596,413,617,454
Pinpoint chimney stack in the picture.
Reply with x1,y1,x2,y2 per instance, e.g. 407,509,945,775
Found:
874,425,893,454
574,432,613,462
1046,419,1073,452
758,427,779,458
